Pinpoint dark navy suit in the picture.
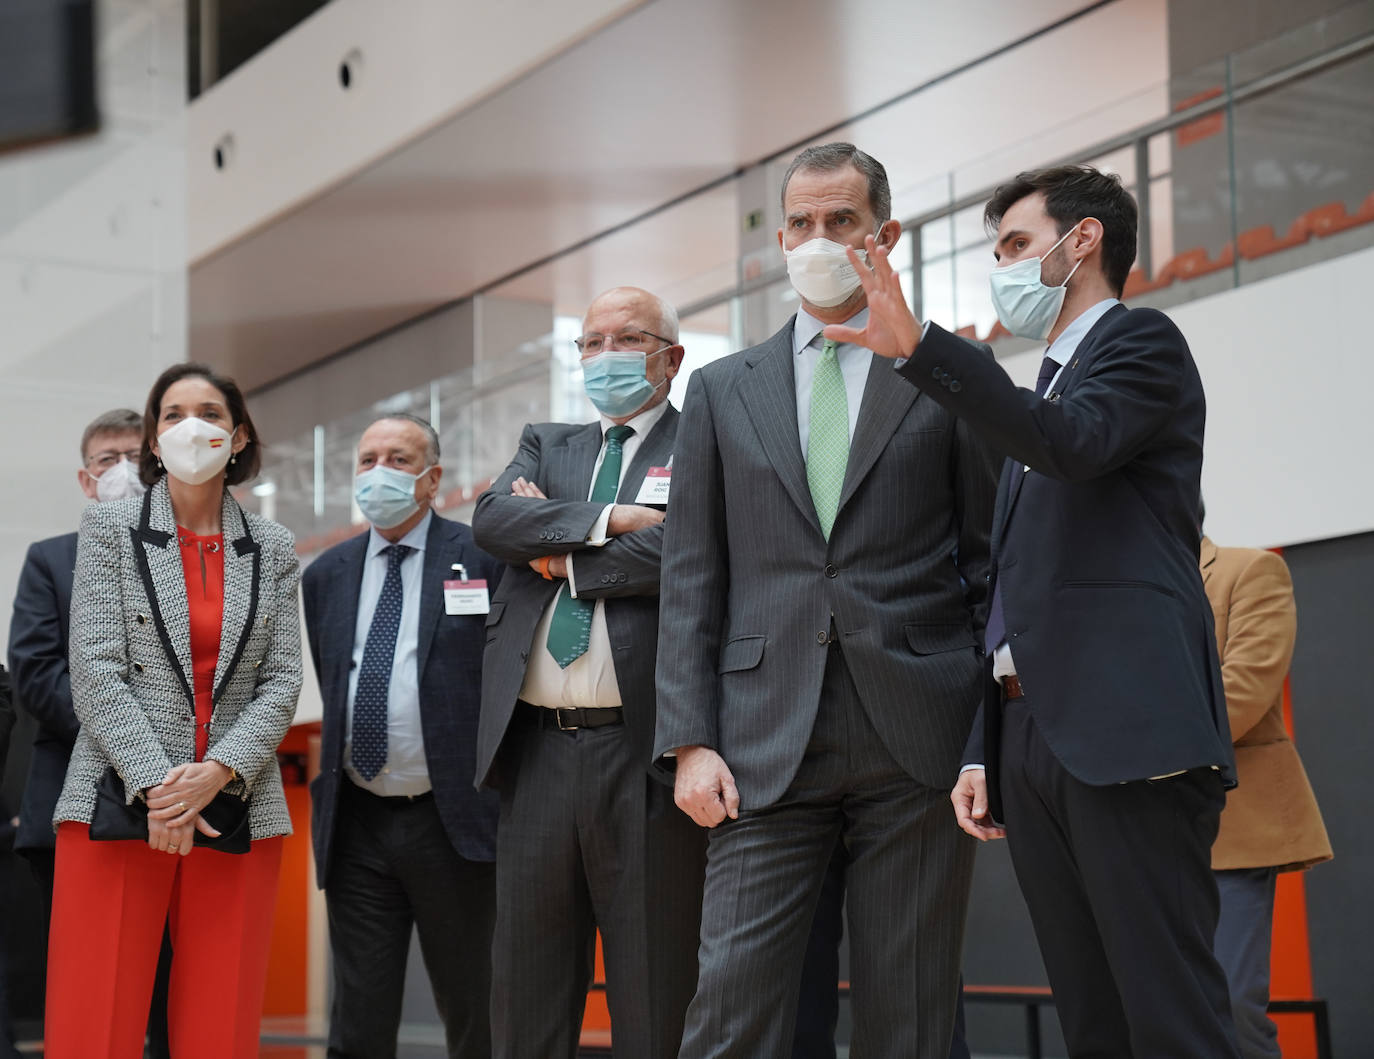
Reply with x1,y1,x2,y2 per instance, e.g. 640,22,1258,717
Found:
903,306,1239,1057
303,511,502,1059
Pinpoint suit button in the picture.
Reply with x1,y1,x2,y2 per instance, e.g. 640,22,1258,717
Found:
136,613,147,624
133,663,144,673
824,563,837,578
931,365,942,379
519,651,528,663
950,380,962,393
539,531,548,541
601,574,609,584
618,573,628,583
817,631,827,644
555,531,565,540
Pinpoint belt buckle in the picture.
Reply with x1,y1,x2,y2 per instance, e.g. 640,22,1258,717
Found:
555,708,580,731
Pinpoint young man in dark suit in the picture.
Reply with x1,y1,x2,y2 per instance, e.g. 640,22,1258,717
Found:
833,164,1240,1057
302,413,503,1059
473,286,706,1059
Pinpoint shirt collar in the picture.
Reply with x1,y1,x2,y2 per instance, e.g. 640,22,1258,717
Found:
793,305,869,355
367,508,432,560
598,397,670,440
1045,298,1119,366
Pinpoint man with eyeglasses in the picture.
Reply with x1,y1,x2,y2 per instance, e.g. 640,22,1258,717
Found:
473,287,707,1058
8,408,172,1059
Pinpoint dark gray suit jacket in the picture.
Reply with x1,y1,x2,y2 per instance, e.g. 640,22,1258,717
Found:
472,409,678,789
302,513,503,888
7,532,78,851
654,321,1001,807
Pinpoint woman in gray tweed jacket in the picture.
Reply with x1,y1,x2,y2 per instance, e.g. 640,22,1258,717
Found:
45,363,302,1059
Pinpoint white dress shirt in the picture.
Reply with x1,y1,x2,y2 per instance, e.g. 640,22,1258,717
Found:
793,306,872,454
519,400,671,710
344,510,433,796
992,298,1120,681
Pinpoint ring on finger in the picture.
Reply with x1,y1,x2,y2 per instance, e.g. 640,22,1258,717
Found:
177,801,188,812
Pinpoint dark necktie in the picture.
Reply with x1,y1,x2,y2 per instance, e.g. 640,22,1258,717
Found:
545,424,635,667
983,355,1060,654
351,543,413,780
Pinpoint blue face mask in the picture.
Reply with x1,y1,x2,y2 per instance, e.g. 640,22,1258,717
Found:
582,349,667,419
354,464,433,529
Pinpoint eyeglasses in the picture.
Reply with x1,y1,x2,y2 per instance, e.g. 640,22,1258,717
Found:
573,329,674,356
86,448,143,472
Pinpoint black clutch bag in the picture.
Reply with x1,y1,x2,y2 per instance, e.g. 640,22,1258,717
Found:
89,766,252,854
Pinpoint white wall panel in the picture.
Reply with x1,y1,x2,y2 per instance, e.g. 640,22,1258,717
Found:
188,0,644,263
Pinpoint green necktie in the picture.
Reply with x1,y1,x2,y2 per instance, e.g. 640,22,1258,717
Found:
808,338,849,539
546,424,635,667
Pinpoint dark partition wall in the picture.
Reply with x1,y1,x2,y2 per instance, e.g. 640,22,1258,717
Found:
1285,529,1374,1058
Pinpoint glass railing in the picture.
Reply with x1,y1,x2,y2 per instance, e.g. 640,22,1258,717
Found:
241,4,1374,554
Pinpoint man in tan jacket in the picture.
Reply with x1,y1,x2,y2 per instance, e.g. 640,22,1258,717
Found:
1202,534,1332,1059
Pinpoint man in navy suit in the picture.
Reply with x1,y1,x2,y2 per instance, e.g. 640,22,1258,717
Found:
8,408,172,1058
303,413,503,1059
829,164,1240,1057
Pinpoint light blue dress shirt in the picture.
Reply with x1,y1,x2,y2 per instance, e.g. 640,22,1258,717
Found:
344,509,432,796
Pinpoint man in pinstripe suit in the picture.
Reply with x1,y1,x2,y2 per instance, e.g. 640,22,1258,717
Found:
474,287,707,1059
655,143,1000,1057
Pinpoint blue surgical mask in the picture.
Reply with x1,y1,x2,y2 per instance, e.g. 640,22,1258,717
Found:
582,349,666,419
988,224,1083,340
354,464,433,529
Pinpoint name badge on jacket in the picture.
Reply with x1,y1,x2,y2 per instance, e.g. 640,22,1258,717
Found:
635,466,671,504
444,564,489,615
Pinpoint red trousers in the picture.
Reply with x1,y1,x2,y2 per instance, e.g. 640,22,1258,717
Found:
46,822,283,1059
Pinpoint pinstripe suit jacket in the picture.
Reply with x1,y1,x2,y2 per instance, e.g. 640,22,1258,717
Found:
55,479,303,840
654,321,1001,807
473,411,677,789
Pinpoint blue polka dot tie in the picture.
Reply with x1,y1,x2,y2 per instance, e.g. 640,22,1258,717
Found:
545,424,634,668
352,543,413,780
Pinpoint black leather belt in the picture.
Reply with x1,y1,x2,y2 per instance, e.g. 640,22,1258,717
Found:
344,778,433,805
518,700,624,731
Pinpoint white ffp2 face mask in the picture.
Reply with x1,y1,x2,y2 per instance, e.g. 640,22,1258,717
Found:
156,417,235,485
988,224,1083,341
784,237,871,308
95,458,146,502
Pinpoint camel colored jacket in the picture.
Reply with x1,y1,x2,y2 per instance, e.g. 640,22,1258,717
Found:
1203,537,1331,871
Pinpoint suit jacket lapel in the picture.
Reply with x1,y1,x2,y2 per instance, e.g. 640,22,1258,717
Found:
618,407,677,503
416,514,451,679
132,481,194,710
327,535,368,714
213,493,261,704
1199,535,1217,585
837,352,919,512
995,303,1128,539
738,326,820,533
551,422,603,500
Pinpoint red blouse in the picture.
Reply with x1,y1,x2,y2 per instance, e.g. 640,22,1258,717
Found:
177,527,225,762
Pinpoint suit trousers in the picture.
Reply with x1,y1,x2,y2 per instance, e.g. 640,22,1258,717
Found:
792,841,971,1059
491,711,706,1059
326,780,495,1059
45,823,282,1059
999,697,1240,1058
681,642,976,1059
1214,867,1281,1059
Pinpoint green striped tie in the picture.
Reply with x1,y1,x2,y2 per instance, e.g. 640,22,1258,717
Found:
545,424,634,667
808,338,849,539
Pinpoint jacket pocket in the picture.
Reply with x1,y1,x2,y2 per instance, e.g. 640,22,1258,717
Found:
903,622,977,655
718,635,765,674
1062,579,1177,600
484,601,506,628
